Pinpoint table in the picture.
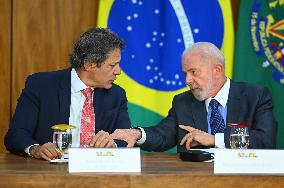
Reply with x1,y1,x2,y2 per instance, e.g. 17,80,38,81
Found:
0,153,283,188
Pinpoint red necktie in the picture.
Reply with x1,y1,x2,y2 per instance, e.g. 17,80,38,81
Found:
80,88,95,147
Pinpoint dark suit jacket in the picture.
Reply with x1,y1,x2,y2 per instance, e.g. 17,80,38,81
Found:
4,68,131,155
141,81,277,151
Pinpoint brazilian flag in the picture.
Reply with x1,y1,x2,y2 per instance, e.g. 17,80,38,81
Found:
98,0,234,152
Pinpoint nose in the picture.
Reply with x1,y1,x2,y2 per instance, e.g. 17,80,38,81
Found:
114,64,121,75
185,73,193,85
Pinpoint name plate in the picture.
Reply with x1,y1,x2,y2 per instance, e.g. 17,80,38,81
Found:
214,149,284,175
68,148,141,173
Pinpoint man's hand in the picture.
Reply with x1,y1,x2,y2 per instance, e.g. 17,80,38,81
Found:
179,125,215,150
89,130,116,148
30,142,61,161
110,128,141,147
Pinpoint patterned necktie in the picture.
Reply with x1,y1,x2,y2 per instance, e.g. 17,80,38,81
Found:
209,99,225,135
80,88,95,147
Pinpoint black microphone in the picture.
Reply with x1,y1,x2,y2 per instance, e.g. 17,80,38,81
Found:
179,150,213,162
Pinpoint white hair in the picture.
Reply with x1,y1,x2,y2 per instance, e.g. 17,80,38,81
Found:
182,42,225,68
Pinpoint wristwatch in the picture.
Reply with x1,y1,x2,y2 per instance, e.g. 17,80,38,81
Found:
131,127,142,140
27,144,39,157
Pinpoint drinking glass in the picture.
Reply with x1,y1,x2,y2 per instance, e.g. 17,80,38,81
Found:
51,124,76,159
228,123,249,149
53,129,72,156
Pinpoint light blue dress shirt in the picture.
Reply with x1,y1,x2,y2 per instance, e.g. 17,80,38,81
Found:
205,78,230,148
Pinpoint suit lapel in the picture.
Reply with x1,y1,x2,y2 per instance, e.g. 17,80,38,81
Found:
224,81,242,147
59,69,71,124
93,89,105,132
227,82,242,124
191,99,208,132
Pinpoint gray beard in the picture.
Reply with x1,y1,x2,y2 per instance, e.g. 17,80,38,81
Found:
192,92,206,101
188,86,206,101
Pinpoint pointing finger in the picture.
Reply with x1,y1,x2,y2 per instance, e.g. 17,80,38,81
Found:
179,125,196,132
180,133,190,145
185,137,193,150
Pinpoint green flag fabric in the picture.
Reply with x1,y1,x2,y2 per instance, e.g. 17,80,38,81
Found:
233,0,284,148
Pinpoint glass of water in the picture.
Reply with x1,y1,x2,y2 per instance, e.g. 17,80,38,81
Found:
53,129,72,156
228,123,249,149
51,124,76,159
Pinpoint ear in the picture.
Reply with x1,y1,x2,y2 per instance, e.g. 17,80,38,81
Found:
83,61,97,71
213,63,224,77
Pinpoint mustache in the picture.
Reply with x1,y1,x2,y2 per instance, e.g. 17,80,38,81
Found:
188,83,199,90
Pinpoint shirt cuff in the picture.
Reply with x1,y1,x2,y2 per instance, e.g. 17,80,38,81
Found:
24,144,40,156
215,133,225,148
136,127,146,145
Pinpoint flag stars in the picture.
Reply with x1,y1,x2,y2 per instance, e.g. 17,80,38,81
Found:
127,26,133,31
145,71,183,86
146,70,184,86
116,2,186,90
194,28,199,33
145,43,151,48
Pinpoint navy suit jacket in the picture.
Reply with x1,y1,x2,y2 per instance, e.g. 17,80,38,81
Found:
5,68,131,155
141,81,277,151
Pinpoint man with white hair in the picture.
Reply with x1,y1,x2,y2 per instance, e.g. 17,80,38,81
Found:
112,42,277,151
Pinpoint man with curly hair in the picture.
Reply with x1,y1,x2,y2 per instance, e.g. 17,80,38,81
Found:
5,28,131,160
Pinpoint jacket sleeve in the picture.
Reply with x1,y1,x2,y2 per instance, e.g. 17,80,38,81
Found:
114,88,132,147
249,87,277,149
140,97,178,151
4,75,41,155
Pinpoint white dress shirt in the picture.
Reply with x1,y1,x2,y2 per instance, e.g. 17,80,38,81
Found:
69,68,94,147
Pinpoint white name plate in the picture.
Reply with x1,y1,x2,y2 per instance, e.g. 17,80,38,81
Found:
214,149,284,175
68,148,141,173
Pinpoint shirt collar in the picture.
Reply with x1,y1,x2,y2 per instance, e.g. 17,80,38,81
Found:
71,68,91,93
205,77,231,111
